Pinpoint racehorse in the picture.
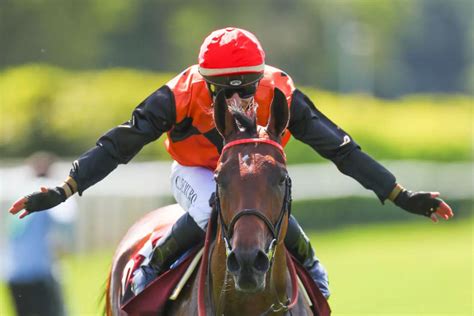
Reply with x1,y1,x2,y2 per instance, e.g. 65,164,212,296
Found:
105,89,317,315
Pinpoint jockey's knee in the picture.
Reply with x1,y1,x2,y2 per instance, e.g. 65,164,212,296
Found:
187,206,212,231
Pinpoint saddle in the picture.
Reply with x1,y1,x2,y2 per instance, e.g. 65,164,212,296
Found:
120,220,330,315
120,227,202,313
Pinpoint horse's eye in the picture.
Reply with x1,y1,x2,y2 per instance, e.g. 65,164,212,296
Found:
279,175,287,185
214,173,227,187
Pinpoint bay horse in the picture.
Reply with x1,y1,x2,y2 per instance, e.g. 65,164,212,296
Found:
105,89,316,315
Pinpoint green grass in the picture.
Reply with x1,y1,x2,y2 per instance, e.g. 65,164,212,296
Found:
309,219,473,315
61,252,114,315
1,219,472,315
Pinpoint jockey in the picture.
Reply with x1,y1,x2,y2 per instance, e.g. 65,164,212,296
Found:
9,27,453,299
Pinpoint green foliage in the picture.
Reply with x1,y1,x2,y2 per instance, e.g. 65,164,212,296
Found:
2,0,473,97
0,64,172,158
286,89,473,162
1,65,472,161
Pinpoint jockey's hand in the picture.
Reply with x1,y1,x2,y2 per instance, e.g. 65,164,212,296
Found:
394,190,454,223
9,187,67,219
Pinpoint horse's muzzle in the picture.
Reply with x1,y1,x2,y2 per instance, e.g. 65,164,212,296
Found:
227,248,270,292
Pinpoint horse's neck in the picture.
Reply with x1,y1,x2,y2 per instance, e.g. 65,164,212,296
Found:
209,234,290,315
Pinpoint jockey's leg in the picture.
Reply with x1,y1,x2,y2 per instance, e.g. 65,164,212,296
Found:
131,212,205,295
284,215,330,299
132,161,214,295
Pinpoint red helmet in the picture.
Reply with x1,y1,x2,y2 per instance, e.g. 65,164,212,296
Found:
198,27,265,90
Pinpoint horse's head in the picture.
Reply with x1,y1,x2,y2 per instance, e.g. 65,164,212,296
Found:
213,89,291,293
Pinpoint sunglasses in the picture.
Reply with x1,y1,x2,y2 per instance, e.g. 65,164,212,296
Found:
208,83,258,99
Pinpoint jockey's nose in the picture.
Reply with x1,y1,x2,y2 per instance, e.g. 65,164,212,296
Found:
227,248,270,274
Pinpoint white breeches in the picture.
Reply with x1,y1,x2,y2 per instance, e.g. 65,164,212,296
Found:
170,161,215,230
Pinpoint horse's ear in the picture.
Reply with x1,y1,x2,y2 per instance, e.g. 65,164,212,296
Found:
213,90,237,139
266,88,289,139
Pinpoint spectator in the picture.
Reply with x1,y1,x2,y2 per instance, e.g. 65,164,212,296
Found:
5,152,77,316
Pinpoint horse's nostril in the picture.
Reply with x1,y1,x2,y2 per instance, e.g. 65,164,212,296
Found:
253,250,270,272
227,251,240,273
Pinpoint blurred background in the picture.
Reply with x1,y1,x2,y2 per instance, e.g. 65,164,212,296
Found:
0,0,472,315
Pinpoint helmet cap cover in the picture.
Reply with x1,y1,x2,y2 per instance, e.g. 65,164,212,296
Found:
198,27,265,78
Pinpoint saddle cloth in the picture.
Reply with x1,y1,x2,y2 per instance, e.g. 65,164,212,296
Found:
120,229,201,314
120,232,330,315
122,247,331,316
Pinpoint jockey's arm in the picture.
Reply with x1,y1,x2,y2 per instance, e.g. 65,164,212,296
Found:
288,89,395,202
9,85,176,217
287,89,453,221
70,85,175,195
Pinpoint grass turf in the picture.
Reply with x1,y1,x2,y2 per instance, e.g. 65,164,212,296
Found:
308,218,473,315
1,218,472,315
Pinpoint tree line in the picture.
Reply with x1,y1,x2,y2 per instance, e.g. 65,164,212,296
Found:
1,0,472,98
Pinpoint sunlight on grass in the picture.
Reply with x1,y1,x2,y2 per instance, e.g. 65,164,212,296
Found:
309,218,473,315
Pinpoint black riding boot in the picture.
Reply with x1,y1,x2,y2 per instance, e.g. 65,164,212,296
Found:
284,215,330,299
131,212,205,295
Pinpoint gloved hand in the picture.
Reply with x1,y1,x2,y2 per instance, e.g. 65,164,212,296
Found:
9,186,67,219
393,189,454,222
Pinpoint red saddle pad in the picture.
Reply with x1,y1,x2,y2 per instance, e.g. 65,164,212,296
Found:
291,254,331,316
121,246,200,315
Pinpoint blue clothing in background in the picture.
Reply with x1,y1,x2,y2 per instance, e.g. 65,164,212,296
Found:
6,211,55,282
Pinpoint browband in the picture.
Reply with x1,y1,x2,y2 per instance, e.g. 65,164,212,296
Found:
222,138,286,161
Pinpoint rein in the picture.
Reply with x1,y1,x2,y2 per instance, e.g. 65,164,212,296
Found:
197,137,298,315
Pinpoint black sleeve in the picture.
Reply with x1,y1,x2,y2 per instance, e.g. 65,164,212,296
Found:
69,85,176,195
288,89,396,202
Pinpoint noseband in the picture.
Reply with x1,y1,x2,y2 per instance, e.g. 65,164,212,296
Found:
214,138,292,264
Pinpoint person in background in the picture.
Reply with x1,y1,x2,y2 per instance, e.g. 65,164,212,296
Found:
5,152,77,316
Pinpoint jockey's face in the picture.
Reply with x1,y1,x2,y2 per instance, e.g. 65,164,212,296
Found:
209,81,259,113
209,81,258,98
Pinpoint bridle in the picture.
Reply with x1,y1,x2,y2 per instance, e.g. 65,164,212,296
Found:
211,137,298,314
214,138,292,265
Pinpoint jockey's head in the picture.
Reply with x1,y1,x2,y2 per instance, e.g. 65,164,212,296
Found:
198,27,265,111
